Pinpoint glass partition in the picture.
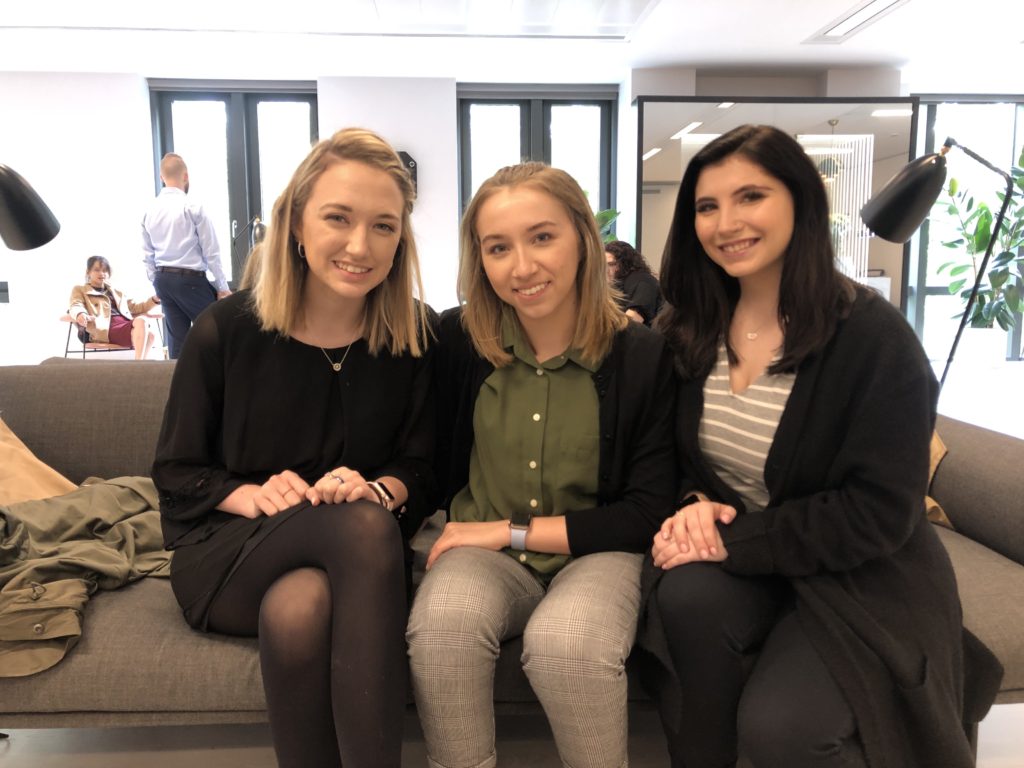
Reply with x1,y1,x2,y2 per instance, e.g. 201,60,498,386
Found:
636,97,918,290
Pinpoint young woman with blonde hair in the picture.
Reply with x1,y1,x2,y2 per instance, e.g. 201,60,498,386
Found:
408,162,676,768
153,127,436,768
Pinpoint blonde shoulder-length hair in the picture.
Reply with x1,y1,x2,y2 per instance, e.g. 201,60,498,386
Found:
251,127,428,356
458,161,626,367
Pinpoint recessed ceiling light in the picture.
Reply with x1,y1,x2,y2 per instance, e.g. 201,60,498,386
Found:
871,108,913,117
805,0,909,44
642,147,662,161
717,102,735,109
670,121,703,139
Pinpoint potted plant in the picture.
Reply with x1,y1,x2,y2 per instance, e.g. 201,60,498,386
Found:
934,147,1024,332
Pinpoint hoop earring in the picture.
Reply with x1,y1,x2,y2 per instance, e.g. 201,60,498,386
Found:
297,243,306,259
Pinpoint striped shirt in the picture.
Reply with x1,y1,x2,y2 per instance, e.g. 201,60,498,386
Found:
699,344,795,513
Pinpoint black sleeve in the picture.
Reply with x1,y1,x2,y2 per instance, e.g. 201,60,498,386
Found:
565,329,678,554
152,307,247,530
624,273,661,323
373,306,440,541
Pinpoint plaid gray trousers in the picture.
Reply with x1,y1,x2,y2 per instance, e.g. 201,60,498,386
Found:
407,547,642,768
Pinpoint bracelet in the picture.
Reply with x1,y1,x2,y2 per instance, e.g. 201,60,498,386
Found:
366,480,395,513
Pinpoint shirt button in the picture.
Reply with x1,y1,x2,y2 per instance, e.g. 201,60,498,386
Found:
530,499,538,508
33,623,45,634
529,460,537,469
536,368,544,376
519,553,528,563
532,413,541,422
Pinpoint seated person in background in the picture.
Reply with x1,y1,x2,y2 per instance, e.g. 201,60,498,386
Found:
605,239,662,325
68,256,160,360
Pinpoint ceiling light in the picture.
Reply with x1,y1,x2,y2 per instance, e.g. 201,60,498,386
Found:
642,147,662,161
871,108,914,117
670,121,703,139
717,102,735,109
805,0,909,44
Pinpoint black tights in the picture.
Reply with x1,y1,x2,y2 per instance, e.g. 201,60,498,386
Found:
654,563,867,768
206,500,406,768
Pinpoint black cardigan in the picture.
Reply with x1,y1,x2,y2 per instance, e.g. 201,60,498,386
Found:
434,307,677,555
644,289,1001,767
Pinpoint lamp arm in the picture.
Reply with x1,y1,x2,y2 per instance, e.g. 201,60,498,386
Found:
940,152,1015,388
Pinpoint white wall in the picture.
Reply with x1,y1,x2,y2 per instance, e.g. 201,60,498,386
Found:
317,77,460,313
0,72,154,365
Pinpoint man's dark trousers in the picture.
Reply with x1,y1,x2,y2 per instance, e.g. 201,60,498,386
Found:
153,269,217,359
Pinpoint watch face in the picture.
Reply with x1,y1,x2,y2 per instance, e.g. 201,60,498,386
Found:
510,510,531,527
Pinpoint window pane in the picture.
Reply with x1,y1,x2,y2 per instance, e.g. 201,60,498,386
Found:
257,101,314,226
170,100,232,282
469,104,521,198
550,105,602,212
925,103,1017,288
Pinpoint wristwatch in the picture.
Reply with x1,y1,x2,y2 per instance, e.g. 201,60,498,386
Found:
366,480,395,513
509,510,532,551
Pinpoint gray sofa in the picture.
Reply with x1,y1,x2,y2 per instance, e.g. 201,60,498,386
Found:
0,358,1020,741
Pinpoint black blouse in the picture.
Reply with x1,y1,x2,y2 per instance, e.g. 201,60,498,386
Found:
152,291,437,549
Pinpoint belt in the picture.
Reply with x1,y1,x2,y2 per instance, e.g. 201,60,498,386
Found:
156,266,205,276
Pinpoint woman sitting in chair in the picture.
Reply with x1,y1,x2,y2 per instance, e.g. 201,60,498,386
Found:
68,255,160,360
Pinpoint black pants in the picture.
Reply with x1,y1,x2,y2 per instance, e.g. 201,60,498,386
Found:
153,269,216,359
654,563,867,768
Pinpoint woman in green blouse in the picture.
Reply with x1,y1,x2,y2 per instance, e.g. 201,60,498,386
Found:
407,162,677,768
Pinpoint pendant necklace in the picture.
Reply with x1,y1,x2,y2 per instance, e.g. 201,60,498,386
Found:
745,326,763,341
320,343,353,373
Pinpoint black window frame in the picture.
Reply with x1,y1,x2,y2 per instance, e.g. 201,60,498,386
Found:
456,84,617,219
149,81,318,287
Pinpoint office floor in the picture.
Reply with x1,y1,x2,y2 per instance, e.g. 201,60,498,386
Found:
1,703,1021,767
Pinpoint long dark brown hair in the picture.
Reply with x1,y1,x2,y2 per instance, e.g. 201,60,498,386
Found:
656,124,856,380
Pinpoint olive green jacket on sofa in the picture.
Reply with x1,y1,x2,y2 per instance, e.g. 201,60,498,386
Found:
0,476,170,677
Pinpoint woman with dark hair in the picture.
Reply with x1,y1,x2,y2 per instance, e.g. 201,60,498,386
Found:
643,124,997,767
604,239,662,325
153,127,436,768
68,255,160,359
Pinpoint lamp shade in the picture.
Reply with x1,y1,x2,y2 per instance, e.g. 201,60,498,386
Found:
0,164,60,250
860,153,947,243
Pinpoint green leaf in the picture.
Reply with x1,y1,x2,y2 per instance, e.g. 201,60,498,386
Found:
949,178,959,196
990,267,1010,290
1004,283,1022,313
949,278,967,294
936,260,956,274
949,264,972,277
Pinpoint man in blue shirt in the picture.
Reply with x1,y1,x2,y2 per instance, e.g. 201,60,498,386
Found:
142,153,231,359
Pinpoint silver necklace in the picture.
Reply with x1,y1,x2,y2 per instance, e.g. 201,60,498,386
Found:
319,343,353,373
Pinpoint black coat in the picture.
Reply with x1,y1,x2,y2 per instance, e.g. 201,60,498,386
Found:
645,290,1000,768
434,307,677,554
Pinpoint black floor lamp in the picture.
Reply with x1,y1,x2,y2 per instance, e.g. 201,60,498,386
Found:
0,164,60,251
860,138,1015,388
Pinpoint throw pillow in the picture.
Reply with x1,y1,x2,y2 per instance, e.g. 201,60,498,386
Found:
925,430,954,530
0,416,77,505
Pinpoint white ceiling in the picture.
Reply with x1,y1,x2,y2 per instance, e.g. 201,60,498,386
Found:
0,0,1022,91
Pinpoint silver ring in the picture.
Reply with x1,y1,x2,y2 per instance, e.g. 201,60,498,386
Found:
329,472,343,482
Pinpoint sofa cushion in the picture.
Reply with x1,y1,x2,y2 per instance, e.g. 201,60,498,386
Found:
935,524,1024,701
0,360,175,484
932,415,1024,565
0,416,76,505
0,578,265,715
